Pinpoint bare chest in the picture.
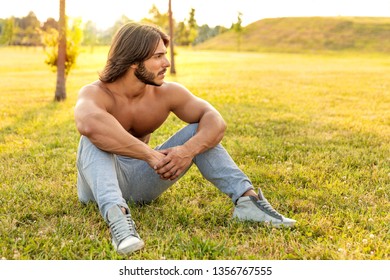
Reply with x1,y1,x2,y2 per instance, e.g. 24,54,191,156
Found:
111,100,170,138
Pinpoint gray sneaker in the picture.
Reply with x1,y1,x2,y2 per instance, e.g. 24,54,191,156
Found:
233,189,296,227
107,205,145,255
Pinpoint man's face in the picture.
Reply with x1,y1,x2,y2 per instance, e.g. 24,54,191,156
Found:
134,39,170,86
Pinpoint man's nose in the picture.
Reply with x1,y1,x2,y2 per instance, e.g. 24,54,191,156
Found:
164,56,171,67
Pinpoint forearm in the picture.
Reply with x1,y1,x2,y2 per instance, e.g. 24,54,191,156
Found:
76,113,156,162
183,111,226,157
90,129,153,160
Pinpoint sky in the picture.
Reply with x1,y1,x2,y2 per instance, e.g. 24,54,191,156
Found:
0,0,389,29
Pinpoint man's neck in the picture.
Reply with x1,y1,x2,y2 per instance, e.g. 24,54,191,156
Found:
105,76,149,100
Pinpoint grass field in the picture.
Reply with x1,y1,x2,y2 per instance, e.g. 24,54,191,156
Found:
0,46,389,260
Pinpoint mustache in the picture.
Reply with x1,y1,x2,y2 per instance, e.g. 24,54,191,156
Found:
158,68,167,75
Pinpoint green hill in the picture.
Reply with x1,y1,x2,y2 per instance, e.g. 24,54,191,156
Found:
197,17,390,53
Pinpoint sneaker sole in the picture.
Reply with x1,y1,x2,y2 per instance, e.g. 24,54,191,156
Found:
233,213,296,228
114,239,145,255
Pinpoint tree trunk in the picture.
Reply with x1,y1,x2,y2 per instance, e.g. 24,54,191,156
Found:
168,0,176,74
55,0,66,101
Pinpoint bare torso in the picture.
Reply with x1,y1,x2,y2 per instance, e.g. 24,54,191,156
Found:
92,80,172,143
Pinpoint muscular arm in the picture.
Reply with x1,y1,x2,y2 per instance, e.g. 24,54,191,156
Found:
175,98,226,157
155,83,227,179
74,86,163,167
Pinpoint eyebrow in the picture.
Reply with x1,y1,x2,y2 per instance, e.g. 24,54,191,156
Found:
153,50,167,56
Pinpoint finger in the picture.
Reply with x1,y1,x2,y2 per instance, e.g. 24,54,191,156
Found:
154,156,171,170
160,171,175,180
156,162,175,175
168,168,182,181
161,166,179,179
169,173,179,181
158,148,170,155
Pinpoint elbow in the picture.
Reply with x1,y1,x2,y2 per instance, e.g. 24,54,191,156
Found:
75,110,103,138
75,119,96,138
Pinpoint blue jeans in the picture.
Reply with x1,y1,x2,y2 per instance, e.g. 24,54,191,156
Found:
76,123,253,222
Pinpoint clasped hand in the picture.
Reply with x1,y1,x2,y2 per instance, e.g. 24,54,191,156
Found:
153,146,193,181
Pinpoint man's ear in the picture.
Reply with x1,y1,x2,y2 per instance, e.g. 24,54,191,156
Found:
130,63,138,70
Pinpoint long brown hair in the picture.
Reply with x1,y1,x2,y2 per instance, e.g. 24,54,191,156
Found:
99,23,169,83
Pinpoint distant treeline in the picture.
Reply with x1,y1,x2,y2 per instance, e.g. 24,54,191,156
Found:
0,6,232,47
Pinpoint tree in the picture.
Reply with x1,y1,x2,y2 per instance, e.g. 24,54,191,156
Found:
0,18,14,45
173,8,198,46
194,24,228,45
18,11,40,30
42,17,58,31
143,4,169,32
232,12,243,51
55,0,66,101
12,12,41,46
42,18,82,81
66,18,83,71
83,20,98,52
42,1,81,101
168,0,176,74
175,21,189,45
187,8,198,45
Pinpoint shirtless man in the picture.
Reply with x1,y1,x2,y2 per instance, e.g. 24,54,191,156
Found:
74,23,296,255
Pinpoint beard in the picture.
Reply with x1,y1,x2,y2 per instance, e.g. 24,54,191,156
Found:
134,62,161,86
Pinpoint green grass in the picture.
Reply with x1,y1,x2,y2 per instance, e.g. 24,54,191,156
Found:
0,46,389,260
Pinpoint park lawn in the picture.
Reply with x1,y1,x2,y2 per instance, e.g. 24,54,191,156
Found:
0,46,389,260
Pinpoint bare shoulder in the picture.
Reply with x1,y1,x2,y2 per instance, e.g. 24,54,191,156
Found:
78,81,106,98
156,82,197,107
77,81,114,110
157,81,190,94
